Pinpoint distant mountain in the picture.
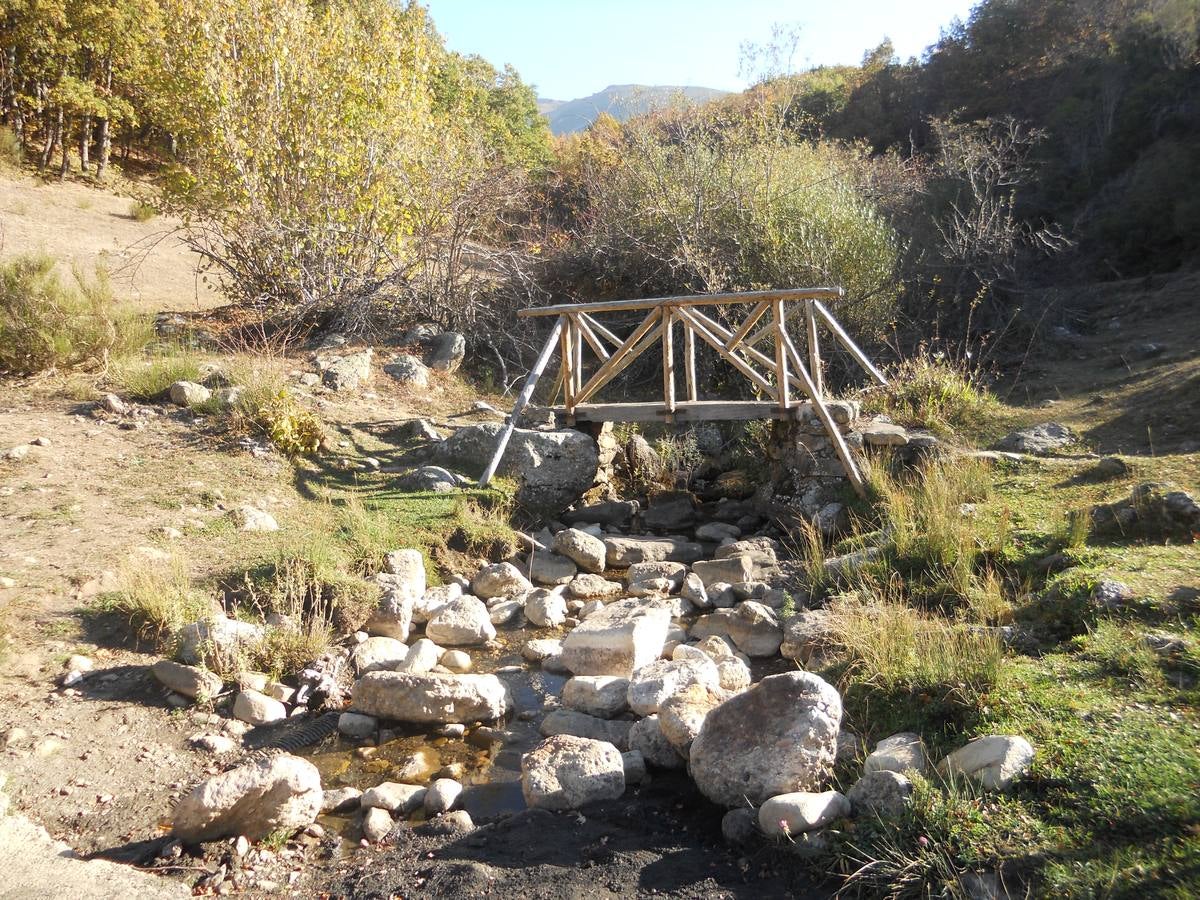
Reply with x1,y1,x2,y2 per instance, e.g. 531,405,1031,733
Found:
537,84,729,135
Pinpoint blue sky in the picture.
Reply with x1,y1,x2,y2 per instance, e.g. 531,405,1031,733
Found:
422,0,979,100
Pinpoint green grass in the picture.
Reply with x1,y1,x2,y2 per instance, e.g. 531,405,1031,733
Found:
111,344,206,400
129,200,158,221
863,355,1011,441
97,554,213,648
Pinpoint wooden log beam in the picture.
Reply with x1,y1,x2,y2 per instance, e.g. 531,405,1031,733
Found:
574,308,662,405
773,298,790,412
574,314,610,362
687,307,812,395
518,287,843,318
805,299,823,397
560,315,575,417
480,318,564,487
581,313,622,349
779,326,867,497
683,321,697,402
812,299,888,387
662,307,676,422
675,306,777,399
723,301,772,352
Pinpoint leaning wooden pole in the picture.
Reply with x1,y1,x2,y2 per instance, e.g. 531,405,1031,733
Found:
479,318,564,488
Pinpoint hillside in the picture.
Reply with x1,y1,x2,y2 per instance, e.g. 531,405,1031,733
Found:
537,84,728,135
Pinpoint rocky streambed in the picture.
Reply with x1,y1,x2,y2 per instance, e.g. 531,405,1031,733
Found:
149,497,1035,895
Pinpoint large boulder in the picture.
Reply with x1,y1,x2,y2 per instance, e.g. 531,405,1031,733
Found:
567,574,624,600
525,588,568,628
424,332,466,372
603,535,704,568
726,601,783,657
552,528,607,574
692,556,755,588
538,709,631,750
382,354,429,388
352,636,409,675
520,735,625,810
658,683,723,756
151,660,222,700
471,562,532,599
563,501,638,529
425,596,496,646
529,551,577,586
626,656,721,716
627,714,684,770
172,754,322,843
847,770,912,817
177,616,264,668
780,610,834,664
994,422,1073,454
560,598,671,677
437,423,599,515
864,732,929,776
320,349,373,391
689,671,842,807
351,672,510,723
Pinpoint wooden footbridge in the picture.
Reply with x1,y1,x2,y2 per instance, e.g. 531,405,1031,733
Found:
480,288,887,497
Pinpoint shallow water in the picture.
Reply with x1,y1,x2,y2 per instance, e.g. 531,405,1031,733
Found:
302,621,569,833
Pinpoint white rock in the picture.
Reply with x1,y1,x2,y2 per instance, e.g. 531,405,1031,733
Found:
440,650,472,672
526,588,568,627
680,572,709,608
188,733,236,754
152,660,223,700
936,735,1035,790
715,656,752,692
367,576,418,641
177,616,265,667
626,561,687,589
172,754,322,842
539,709,631,749
758,790,850,837
562,676,630,718
567,574,623,600
424,778,463,815
658,684,722,755
847,770,912,817
864,732,929,776
352,636,408,674
471,562,532,599
413,583,461,624
627,656,720,716
351,672,510,723
529,552,577,586
689,671,842,807
552,528,607,574
227,505,278,532
426,596,496,646
396,638,443,674
232,690,287,726
560,598,671,677
488,598,525,625
520,735,625,810
361,782,426,814
692,556,754,587
361,807,393,842
726,601,783,657
168,381,211,406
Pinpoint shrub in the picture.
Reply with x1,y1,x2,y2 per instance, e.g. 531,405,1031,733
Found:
0,254,152,375
553,110,900,338
871,354,997,435
101,555,213,648
244,390,324,456
129,200,158,222
0,127,20,166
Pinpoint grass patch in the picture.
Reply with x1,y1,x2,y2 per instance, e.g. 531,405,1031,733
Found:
866,355,1006,439
98,555,212,649
0,127,21,166
0,253,152,375
111,343,206,400
1073,620,1164,686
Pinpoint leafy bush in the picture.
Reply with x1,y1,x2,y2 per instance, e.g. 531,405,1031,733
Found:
0,254,152,375
0,127,23,166
245,390,324,456
552,110,900,338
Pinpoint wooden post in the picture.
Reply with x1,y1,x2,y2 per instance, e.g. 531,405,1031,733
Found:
683,321,697,402
573,317,583,397
773,299,790,413
560,315,575,420
805,299,823,397
662,306,676,422
779,327,867,497
480,318,564,487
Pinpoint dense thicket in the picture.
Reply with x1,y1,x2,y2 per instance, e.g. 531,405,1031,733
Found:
740,0,1200,275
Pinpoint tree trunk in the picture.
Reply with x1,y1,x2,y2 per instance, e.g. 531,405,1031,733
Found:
96,117,111,178
60,113,70,176
80,116,91,172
